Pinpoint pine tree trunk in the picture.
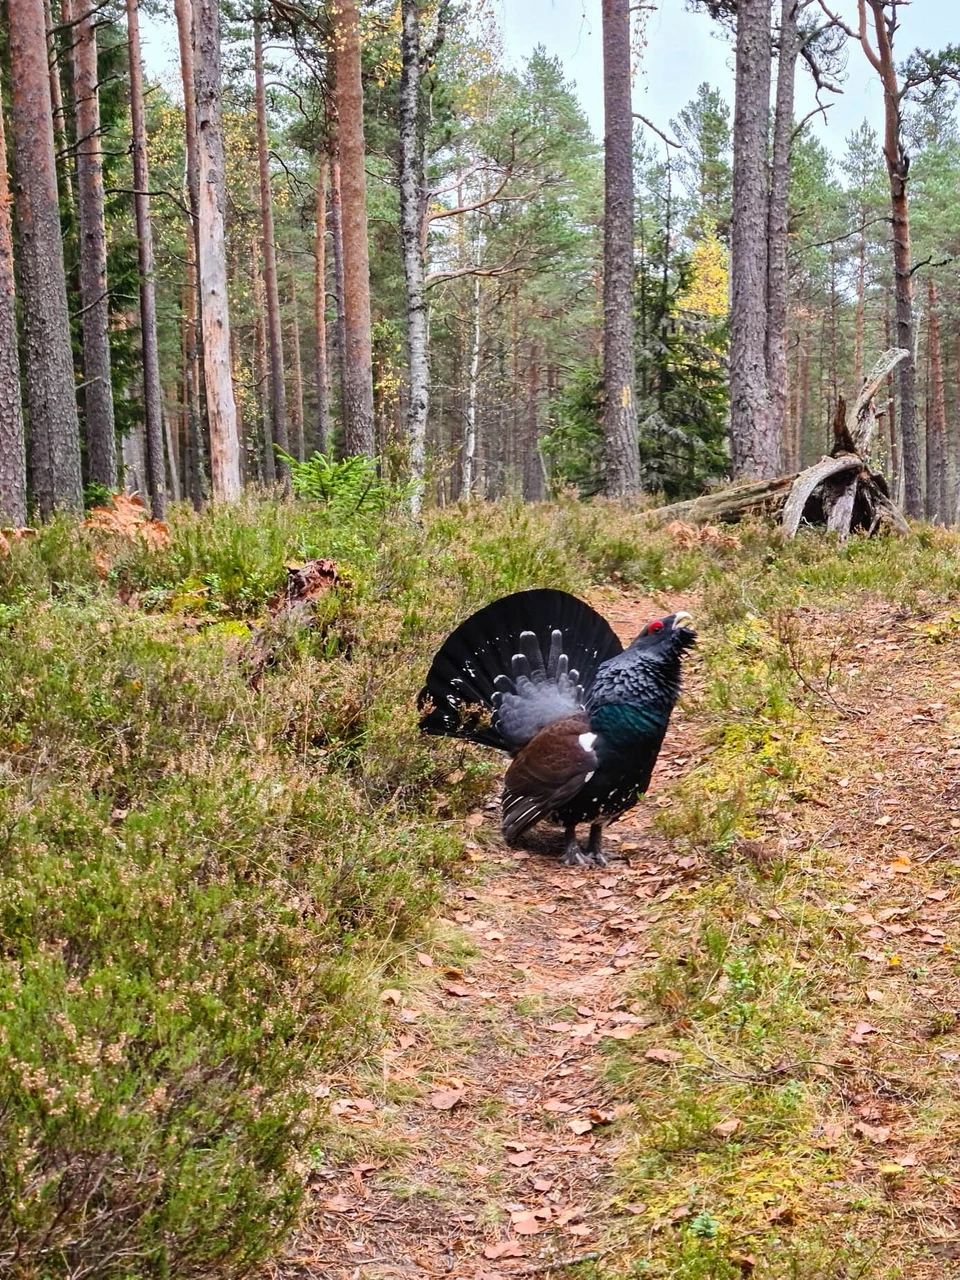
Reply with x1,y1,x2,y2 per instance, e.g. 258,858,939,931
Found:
928,277,946,523
330,155,349,447
253,14,289,485
289,272,305,462
525,341,544,501
8,0,82,517
334,0,375,455
885,307,900,498
765,0,798,467
398,0,429,511
174,0,208,507
193,0,242,500
0,97,27,526
126,0,166,519
251,234,274,483
600,0,641,497
864,0,919,516
313,156,330,455
72,0,117,490
730,0,775,478
45,0,74,216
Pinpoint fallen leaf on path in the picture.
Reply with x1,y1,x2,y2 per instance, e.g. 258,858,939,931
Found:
510,1211,543,1235
542,1098,574,1112
533,1178,553,1191
865,989,885,1004
483,1240,524,1259
429,1088,465,1110
604,1023,641,1040
854,1121,891,1143
416,953,434,967
817,1123,845,1148
713,1118,741,1137
645,1046,684,1064
545,1022,572,1033
380,988,402,1004
567,1118,593,1135
850,1021,878,1044
537,903,558,914
443,983,472,998
506,1150,537,1167
321,1195,353,1213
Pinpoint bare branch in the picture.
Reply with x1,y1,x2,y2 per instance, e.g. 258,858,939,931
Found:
632,111,681,148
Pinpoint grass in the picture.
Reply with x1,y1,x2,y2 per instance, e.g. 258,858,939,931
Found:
5,495,960,1276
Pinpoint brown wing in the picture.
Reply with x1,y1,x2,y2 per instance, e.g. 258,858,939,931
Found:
501,714,598,842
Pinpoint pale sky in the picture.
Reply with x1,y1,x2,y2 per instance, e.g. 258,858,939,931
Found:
143,1,960,161
499,0,959,156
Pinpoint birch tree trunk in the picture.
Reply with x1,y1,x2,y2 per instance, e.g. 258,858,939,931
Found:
253,14,289,485
334,0,375,455
126,0,166,519
461,267,481,499
72,0,117,489
730,0,775,479
765,0,798,468
0,97,27,526
600,0,641,497
174,0,208,506
194,0,242,500
313,156,330,455
8,0,82,517
398,0,429,510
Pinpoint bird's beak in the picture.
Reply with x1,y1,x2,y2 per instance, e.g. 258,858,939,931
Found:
673,611,694,628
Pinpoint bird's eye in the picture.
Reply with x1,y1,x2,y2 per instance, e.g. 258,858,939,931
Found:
647,620,664,633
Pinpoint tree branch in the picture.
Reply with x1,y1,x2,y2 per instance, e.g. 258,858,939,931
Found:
632,111,681,148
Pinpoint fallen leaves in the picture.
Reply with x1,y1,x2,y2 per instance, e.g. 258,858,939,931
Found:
506,1149,537,1167
645,1046,684,1064
429,1087,465,1111
483,1240,524,1259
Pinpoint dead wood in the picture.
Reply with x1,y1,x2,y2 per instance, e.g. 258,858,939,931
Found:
644,348,911,541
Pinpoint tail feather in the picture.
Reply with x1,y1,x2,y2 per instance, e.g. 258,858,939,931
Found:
418,589,622,750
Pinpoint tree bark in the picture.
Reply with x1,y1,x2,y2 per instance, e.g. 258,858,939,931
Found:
250,233,274,483
398,0,430,510
330,155,349,446
71,0,117,490
289,271,305,462
461,267,481,499
860,0,920,515
600,0,641,497
0,96,27,526
253,13,289,485
927,277,946,523
313,155,330,455
8,0,82,517
730,0,776,478
174,0,208,507
45,0,74,216
126,0,166,519
333,0,375,455
193,0,242,500
766,0,798,469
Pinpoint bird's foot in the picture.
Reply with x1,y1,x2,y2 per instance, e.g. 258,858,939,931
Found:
586,824,607,867
561,841,590,867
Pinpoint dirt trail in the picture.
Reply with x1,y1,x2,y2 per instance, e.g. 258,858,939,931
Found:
276,596,960,1279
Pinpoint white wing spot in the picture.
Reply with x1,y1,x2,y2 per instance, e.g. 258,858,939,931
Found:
578,732,597,752
584,770,595,782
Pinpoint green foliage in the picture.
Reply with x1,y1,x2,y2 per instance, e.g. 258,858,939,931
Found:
279,451,412,514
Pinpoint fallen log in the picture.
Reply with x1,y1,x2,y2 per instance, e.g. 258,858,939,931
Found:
645,348,911,540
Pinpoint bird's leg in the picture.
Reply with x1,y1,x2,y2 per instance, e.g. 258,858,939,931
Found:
561,824,589,867
586,823,607,867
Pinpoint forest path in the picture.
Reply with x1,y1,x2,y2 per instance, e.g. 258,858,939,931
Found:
275,592,960,1280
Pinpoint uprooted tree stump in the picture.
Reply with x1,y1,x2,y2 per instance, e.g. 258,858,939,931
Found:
646,349,911,541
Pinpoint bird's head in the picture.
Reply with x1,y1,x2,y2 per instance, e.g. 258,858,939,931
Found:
628,611,697,656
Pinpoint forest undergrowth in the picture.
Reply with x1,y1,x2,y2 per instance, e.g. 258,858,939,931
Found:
3,495,960,1277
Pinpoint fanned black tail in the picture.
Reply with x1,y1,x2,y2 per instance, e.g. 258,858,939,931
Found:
418,589,622,750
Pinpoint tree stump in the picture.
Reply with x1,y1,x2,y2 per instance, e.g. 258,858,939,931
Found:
645,349,911,540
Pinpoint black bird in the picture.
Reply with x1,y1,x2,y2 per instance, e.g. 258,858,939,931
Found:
419,589,695,866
